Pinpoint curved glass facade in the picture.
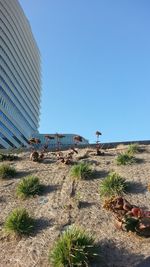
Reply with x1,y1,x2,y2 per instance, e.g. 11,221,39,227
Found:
0,0,41,149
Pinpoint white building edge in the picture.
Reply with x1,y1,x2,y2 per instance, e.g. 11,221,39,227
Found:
0,0,41,149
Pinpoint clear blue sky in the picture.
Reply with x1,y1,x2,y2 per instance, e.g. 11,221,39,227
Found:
19,0,150,143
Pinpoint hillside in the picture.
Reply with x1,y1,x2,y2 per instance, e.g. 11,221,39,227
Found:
0,144,150,267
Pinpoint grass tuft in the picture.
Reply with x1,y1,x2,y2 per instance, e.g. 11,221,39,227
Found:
116,152,135,165
127,144,139,155
0,164,17,179
49,225,99,267
16,176,43,198
4,208,35,236
70,162,93,180
99,172,129,197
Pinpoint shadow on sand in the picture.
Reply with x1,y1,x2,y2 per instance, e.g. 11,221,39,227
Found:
93,239,145,267
16,170,36,179
33,217,55,235
128,181,146,194
41,184,61,195
78,201,96,209
87,170,109,180
135,257,150,267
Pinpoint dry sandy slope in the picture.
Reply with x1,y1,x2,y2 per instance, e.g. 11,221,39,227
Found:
0,145,150,267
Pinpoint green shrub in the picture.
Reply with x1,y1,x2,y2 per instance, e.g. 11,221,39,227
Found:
0,154,4,161
0,164,17,179
123,216,139,232
99,172,129,197
49,226,99,267
0,153,18,161
127,144,139,155
4,208,35,235
16,176,43,198
116,153,135,165
70,162,92,180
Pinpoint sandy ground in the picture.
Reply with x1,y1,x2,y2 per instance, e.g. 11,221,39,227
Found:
0,145,150,267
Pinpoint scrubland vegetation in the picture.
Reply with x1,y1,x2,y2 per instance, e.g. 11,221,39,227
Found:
0,142,150,267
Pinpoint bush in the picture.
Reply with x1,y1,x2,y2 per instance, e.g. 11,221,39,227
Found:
116,153,135,165
0,154,4,161
70,162,92,180
127,144,139,155
16,176,43,198
4,208,35,235
123,216,139,232
99,172,129,197
49,226,99,267
30,151,39,162
0,164,17,179
0,153,18,161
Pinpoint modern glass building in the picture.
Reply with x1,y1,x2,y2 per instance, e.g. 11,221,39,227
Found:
0,0,41,149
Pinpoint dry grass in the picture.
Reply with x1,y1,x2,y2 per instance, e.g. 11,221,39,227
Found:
0,145,150,267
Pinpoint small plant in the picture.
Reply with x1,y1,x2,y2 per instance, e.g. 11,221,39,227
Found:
55,133,65,151
73,135,83,147
0,164,17,179
0,154,5,161
44,135,55,151
4,208,35,235
16,176,43,198
127,144,139,155
49,226,99,267
99,172,129,197
116,152,135,165
136,218,150,237
103,196,133,214
95,131,104,156
0,153,18,161
123,216,139,232
30,151,40,162
70,162,93,180
95,131,102,142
